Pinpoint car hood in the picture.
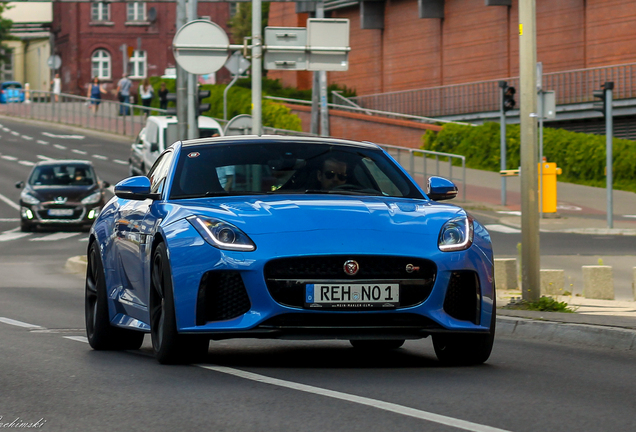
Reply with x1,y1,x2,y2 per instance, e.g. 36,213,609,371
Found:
165,195,465,236
28,185,99,203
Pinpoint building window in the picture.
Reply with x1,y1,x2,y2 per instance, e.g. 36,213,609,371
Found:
127,2,146,22
91,49,111,80
0,49,13,81
91,2,110,21
129,50,146,79
229,2,237,17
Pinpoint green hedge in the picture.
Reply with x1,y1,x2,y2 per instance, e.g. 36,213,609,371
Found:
145,77,301,131
422,122,636,193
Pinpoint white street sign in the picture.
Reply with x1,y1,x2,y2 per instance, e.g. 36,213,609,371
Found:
224,51,251,76
173,19,229,75
47,55,61,70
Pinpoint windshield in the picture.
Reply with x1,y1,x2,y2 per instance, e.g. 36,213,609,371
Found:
29,164,96,186
169,140,423,200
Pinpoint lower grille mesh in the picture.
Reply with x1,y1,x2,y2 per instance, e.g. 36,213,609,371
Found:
196,271,251,324
444,271,481,324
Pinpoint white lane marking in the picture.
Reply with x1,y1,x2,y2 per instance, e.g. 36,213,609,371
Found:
0,192,20,211
198,365,512,432
113,159,128,165
53,144,67,150
485,224,521,234
18,160,35,166
0,218,19,222
623,215,636,218
10,131,19,136
72,149,88,155
36,140,49,145
556,204,582,211
0,317,44,330
4,227,19,233
30,232,80,242
1,155,18,161
21,135,33,140
42,132,85,139
37,155,55,161
79,237,89,242
64,336,89,343
93,154,108,160
496,211,521,216
0,232,31,242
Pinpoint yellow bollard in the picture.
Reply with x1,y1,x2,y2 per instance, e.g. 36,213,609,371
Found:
538,162,562,213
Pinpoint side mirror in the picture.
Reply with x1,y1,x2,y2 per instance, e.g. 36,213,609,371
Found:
102,181,110,188
426,176,458,201
150,142,159,153
114,176,159,200
15,181,24,189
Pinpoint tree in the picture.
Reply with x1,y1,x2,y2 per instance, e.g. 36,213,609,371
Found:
0,3,13,68
228,2,270,44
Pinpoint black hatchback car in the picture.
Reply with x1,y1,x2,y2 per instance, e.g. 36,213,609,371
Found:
15,160,110,232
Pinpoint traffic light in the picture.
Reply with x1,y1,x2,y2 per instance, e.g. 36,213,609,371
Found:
499,81,516,112
165,92,177,116
197,90,211,115
593,81,614,116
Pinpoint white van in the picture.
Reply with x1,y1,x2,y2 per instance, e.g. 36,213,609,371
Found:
129,116,223,175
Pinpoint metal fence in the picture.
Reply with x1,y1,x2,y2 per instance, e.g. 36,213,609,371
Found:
341,62,636,117
3,90,155,138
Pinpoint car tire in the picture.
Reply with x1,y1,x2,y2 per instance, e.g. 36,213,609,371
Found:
85,242,145,350
432,303,496,366
350,339,405,350
20,221,33,232
150,242,209,365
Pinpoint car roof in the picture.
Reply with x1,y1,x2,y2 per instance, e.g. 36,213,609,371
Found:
148,115,222,129
1,81,22,87
180,135,382,150
33,159,95,167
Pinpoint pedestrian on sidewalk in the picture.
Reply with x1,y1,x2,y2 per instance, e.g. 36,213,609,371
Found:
51,73,61,102
158,82,168,111
139,78,154,117
116,74,132,116
86,77,106,114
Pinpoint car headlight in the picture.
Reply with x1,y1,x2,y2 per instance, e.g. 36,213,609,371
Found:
438,215,473,252
20,191,40,205
187,216,256,251
81,192,102,204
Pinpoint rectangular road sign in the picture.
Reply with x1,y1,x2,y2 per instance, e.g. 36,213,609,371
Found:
264,27,308,71
306,18,350,71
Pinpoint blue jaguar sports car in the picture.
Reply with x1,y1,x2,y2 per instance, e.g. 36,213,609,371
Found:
85,135,495,365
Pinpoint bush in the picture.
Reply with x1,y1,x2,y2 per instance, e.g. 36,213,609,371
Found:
422,122,636,193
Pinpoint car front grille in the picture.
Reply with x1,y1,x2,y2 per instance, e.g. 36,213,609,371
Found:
36,205,84,221
444,271,481,324
264,255,437,309
196,271,251,325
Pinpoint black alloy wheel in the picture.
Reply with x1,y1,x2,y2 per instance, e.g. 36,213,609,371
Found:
149,242,209,364
85,242,145,350
432,300,496,366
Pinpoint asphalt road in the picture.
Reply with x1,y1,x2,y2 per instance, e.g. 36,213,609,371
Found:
1,117,636,432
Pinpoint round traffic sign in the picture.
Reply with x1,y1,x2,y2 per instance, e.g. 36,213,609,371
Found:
224,114,253,136
173,20,229,75
47,55,61,70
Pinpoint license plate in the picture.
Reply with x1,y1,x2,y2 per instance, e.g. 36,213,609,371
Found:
48,209,74,216
305,283,399,308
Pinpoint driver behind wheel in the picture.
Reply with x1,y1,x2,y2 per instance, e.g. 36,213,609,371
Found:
317,157,348,190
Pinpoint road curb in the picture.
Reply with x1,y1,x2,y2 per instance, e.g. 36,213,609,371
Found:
65,255,87,275
497,316,636,350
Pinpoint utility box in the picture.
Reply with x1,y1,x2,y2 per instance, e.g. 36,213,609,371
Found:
539,162,562,213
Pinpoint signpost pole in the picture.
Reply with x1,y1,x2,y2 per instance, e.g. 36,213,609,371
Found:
316,2,329,136
251,0,262,135
187,0,199,139
176,0,188,139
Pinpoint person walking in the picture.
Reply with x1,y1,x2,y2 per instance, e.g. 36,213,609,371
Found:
51,73,61,102
158,82,169,111
139,78,154,117
86,77,106,114
116,74,132,116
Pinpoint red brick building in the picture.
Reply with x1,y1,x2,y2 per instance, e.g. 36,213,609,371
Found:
51,1,232,96
268,0,636,95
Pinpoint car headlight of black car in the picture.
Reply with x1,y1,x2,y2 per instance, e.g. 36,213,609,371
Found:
81,192,102,205
187,216,256,251
20,191,40,205
438,215,473,252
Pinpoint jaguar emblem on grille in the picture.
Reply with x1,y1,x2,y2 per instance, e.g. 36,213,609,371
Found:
405,264,420,273
343,260,359,276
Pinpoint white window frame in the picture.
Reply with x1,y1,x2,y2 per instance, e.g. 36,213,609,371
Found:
91,2,110,21
0,49,13,81
127,2,146,22
129,50,147,79
91,49,111,80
